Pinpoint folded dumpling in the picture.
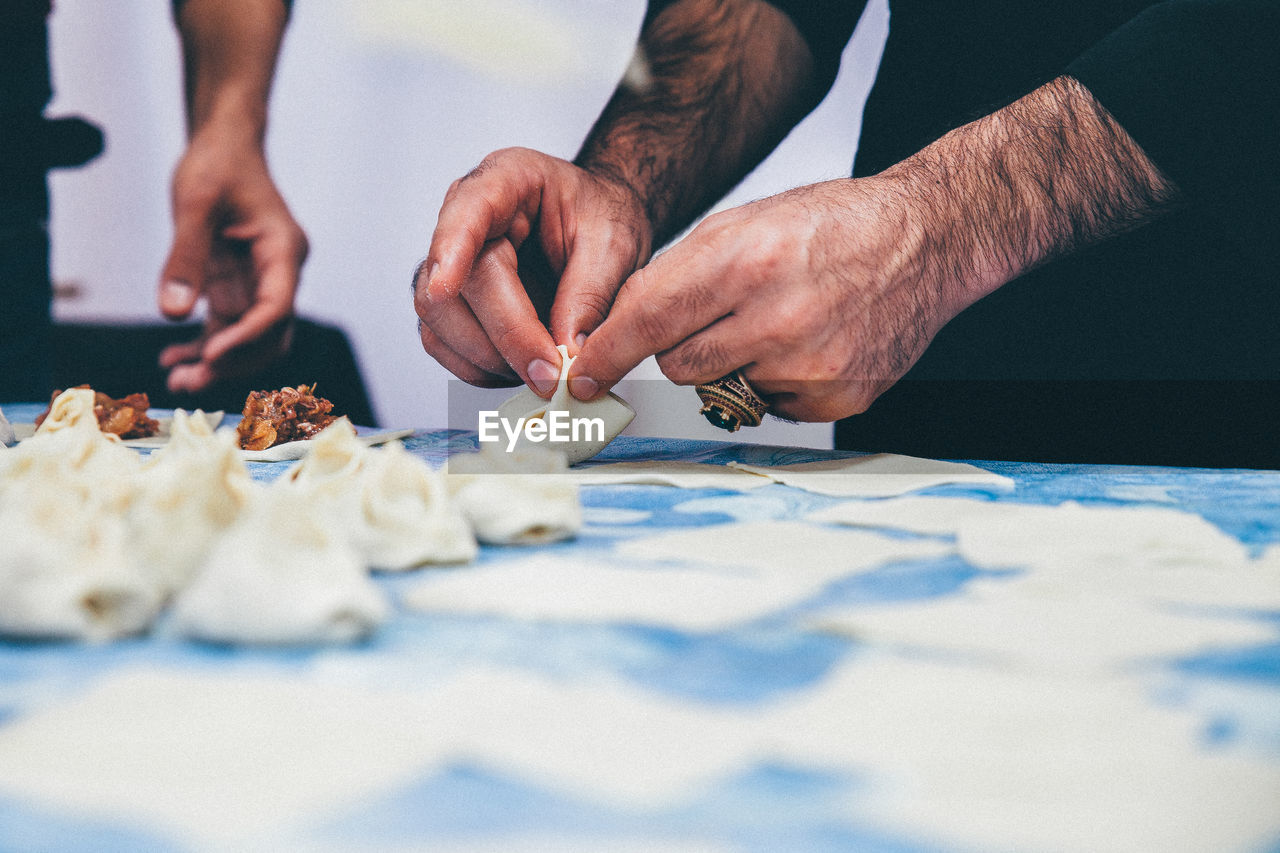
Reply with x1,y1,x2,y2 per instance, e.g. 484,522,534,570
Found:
2,387,141,514
280,420,476,569
169,487,388,645
353,441,476,569
130,410,253,595
494,344,634,465
0,480,162,641
446,444,581,545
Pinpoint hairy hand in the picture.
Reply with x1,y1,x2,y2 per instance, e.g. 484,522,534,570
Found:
158,128,308,393
414,147,651,395
571,178,962,421
571,76,1179,422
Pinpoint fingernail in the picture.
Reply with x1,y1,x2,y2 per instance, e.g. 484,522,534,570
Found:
424,262,441,301
570,376,598,400
574,332,587,349
528,358,559,395
162,279,195,305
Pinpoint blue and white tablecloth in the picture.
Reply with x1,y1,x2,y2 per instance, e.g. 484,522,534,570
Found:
0,414,1277,852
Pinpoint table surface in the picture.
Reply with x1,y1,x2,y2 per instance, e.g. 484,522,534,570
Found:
1,411,1278,853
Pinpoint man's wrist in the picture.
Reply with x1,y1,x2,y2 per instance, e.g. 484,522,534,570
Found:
885,75,1182,312
188,87,268,146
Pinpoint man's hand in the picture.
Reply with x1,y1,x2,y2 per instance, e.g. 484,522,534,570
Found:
158,128,307,393
414,147,651,395
571,177,959,420
164,0,299,393
572,76,1180,421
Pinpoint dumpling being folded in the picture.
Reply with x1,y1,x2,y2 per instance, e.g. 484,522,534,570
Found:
130,410,252,595
494,344,634,465
446,444,581,545
169,487,388,645
279,420,476,569
0,479,162,641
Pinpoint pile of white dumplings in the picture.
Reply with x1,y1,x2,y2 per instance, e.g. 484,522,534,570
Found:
0,388,581,645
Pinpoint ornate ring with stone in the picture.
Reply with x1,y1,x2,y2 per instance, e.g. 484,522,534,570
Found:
695,370,768,432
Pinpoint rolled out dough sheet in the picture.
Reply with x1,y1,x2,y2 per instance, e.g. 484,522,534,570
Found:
0,666,763,842
807,495,1029,535
403,553,804,632
727,454,1013,497
568,460,771,490
616,520,952,589
806,582,1277,675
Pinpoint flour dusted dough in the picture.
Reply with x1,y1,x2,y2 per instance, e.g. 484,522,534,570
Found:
496,344,634,465
130,410,252,595
728,454,1013,497
446,444,581,545
170,487,388,645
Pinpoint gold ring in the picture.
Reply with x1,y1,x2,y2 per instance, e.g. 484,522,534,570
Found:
695,370,768,432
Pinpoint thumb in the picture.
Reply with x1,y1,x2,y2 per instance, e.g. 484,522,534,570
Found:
158,207,212,319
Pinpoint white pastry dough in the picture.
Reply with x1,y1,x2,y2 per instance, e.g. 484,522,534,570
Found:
280,419,475,569
130,410,253,595
955,501,1249,573
727,453,1013,497
1,388,142,514
353,441,477,569
446,444,582,545
170,487,388,645
806,495,1026,535
0,481,161,641
495,344,634,465
568,460,771,490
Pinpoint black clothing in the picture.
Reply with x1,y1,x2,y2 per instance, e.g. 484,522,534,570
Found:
1,1,103,401
768,1,1280,466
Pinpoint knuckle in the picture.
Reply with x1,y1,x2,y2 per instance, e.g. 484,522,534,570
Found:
680,335,730,377
668,280,717,320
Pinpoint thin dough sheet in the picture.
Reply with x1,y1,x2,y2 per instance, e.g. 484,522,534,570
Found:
728,453,1013,497
568,460,772,490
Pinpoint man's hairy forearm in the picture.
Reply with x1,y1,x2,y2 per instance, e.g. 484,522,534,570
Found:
576,0,825,248
173,0,290,141
891,75,1183,310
